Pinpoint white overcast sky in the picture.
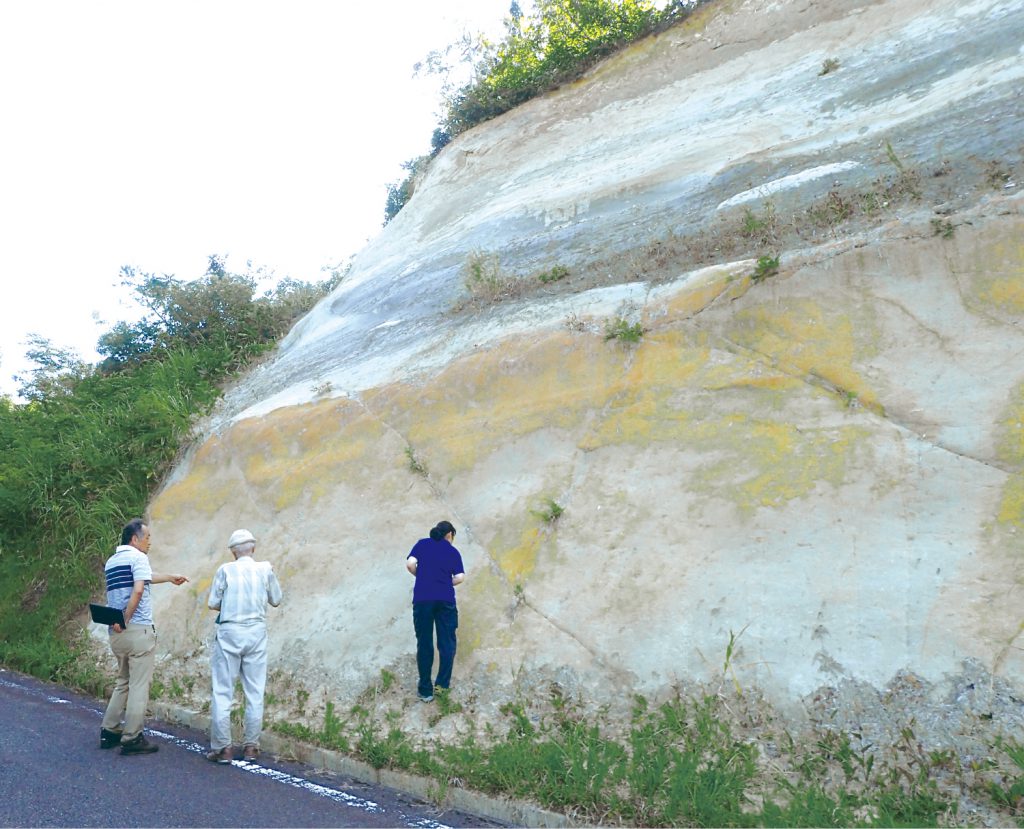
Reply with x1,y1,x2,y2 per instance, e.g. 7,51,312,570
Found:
0,0,521,397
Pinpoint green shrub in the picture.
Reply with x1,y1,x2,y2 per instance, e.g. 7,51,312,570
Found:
463,251,516,302
440,0,701,138
532,498,565,523
750,255,780,283
931,217,954,238
538,264,570,284
604,317,644,343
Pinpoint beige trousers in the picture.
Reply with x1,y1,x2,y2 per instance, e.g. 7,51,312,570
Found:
101,623,156,741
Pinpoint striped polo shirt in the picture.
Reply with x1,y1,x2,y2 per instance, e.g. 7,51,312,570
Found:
208,556,282,625
104,544,153,625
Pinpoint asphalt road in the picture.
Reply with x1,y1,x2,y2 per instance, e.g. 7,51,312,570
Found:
0,668,499,828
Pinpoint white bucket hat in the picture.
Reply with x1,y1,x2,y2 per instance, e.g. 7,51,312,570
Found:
227,529,256,548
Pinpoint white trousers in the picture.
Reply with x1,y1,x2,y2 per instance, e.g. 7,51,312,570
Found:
210,622,268,750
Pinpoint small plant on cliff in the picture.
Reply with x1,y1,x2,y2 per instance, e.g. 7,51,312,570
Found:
463,251,517,302
883,139,922,199
740,201,780,248
819,57,840,76
985,159,1013,190
537,264,569,284
564,311,587,332
931,217,954,238
750,255,780,283
806,190,854,228
985,736,1024,812
405,446,428,476
604,317,644,343
533,497,565,523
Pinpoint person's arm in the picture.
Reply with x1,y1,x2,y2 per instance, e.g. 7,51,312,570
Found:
113,580,146,632
152,573,188,585
267,569,283,607
406,556,418,576
451,550,465,587
208,567,225,611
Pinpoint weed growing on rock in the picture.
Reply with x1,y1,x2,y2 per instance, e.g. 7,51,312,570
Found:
564,311,587,332
532,497,564,523
985,160,1013,190
986,736,1024,813
806,190,854,228
750,255,780,283
819,57,840,76
405,446,427,476
537,264,569,284
604,318,644,343
931,218,955,238
463,251,517,303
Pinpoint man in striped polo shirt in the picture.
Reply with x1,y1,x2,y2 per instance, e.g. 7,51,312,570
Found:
206,528,283,764
100,518,188,755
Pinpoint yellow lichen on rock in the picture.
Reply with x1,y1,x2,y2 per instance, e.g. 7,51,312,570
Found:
492,524,546,584
648,264,750,326
152,396,396,519
727,300,881,413
994,383,1024,528
150,457,235,522
973,236,1024,315
379,332,628,472
580,329,705,448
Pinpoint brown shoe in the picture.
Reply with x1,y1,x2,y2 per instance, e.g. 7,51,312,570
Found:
242,745,259,763
206,746,233,764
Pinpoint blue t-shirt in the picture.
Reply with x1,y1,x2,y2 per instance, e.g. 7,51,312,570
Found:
408,537,464,603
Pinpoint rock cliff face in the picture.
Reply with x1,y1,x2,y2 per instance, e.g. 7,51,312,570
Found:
144,0,1023,720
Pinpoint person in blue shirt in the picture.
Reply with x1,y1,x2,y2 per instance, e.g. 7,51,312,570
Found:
406,520,465,702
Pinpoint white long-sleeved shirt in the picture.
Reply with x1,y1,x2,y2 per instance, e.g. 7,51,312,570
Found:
208,556,282,625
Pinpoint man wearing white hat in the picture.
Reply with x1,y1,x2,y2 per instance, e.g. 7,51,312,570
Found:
206,528,283,764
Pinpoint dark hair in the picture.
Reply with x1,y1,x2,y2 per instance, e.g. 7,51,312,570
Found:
121,518,146,546
429,520,456,541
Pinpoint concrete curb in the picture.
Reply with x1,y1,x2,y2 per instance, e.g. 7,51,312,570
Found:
150,701,571,827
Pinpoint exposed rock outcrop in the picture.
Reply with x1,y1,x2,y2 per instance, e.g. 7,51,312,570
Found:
138,0,1024,735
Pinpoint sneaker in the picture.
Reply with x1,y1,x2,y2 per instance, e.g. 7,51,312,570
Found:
242,745,259,762
206,746,233,764
418,693,434,703
120,734,158,755
100,728,123,750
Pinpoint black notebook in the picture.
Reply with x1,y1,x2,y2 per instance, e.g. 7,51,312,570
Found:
89,603,126,627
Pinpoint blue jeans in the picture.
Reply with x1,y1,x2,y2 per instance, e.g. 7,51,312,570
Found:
412,601,458,697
